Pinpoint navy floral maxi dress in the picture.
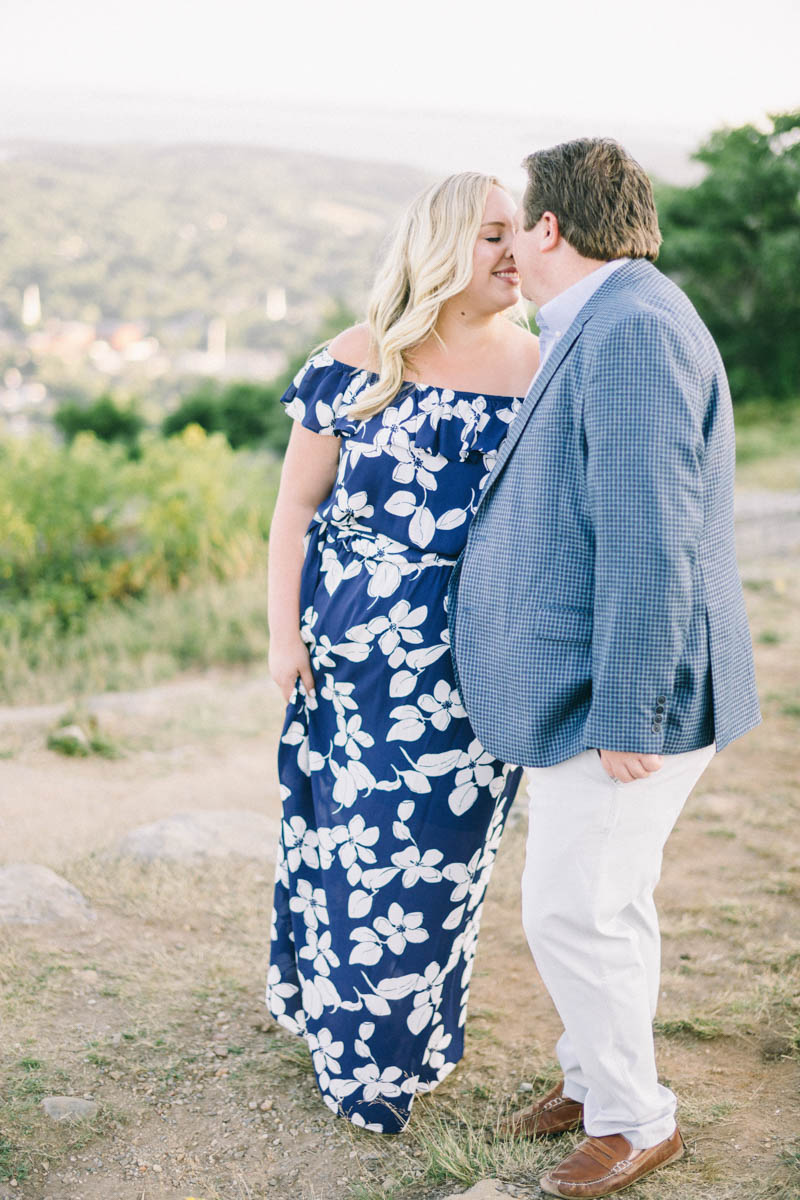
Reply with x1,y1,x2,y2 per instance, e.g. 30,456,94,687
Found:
267,350,523,1132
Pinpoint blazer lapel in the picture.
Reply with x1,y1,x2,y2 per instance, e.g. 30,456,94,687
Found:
475,259,650,514
487,321,584,483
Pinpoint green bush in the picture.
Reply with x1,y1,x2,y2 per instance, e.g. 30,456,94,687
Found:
161,384,224,439
54,394,145,449
0,427,277,647
162,373,300,454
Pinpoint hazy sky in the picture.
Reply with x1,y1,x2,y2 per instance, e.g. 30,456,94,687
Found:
4,0,798,132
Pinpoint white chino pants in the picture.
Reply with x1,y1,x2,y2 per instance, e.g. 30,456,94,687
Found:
522,743,715,1149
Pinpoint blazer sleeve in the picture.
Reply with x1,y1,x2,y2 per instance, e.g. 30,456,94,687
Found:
582,310,706,753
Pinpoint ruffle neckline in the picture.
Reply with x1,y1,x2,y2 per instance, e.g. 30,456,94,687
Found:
285,350,521,461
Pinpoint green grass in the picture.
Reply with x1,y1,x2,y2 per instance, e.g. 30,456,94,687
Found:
734,399,800,489
0,571,271,704
653,1015,726,1040
0,1056,105,1183
403,1098,553,1192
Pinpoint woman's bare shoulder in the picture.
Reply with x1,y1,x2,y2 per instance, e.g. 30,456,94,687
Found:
327,323,371,368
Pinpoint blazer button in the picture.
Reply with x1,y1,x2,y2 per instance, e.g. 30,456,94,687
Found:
655,704,665,714
651,721,662,733
656,695,667,705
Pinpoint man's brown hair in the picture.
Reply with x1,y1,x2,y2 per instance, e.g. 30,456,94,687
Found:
522,138,662,261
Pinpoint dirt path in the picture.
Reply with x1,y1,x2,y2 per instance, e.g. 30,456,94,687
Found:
1,496,799,1200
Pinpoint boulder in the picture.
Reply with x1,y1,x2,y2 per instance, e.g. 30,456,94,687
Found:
117,809,279,862
0,864,95,924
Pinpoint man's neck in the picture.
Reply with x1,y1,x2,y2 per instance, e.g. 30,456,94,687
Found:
536,257,610,310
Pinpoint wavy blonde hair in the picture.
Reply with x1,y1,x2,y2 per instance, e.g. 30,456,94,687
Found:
347,172,518,419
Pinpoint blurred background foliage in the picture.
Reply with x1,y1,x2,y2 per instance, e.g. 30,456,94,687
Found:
656,111,800,403
0,115,797,702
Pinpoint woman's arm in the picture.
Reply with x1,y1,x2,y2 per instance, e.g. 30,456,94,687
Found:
268,422,341,702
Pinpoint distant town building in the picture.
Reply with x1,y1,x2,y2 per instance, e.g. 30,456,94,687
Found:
22,284,41,327
207,317,227,366
174,346,286,382
266,286,287,322
28,320,95,360
109,322,147,352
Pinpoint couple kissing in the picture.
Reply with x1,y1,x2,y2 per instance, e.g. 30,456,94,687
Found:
265,137,760,1197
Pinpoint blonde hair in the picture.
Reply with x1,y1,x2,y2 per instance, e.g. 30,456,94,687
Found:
348,172,516,419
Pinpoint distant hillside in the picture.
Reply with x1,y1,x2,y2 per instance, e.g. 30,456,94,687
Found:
0,143,431,356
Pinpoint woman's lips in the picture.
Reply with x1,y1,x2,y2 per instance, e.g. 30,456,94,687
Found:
493,269,519,283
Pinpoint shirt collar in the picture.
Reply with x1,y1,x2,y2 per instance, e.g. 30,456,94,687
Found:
536,258,630,336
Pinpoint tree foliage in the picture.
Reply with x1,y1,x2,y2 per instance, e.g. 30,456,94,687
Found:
657,112,800,402
162,378,290,452
54,393,145,449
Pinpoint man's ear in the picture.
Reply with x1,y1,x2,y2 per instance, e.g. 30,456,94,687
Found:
539,211,561,253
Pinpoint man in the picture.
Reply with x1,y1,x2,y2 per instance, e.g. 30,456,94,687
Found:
448,138,760,1197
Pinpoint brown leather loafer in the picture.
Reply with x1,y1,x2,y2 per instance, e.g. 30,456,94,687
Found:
540,1127,685,1197
496,1081,584,1140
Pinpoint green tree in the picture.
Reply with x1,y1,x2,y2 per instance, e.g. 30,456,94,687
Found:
54,394,145,449
657,111,800,402
219,381,286,450
161,384,222,439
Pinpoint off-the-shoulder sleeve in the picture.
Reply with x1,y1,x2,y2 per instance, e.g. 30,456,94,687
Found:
280,349,366,436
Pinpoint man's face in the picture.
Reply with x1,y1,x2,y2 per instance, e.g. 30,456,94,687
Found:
512,203,545,304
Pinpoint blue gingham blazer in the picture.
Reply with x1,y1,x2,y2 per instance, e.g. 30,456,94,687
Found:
448,259,761,767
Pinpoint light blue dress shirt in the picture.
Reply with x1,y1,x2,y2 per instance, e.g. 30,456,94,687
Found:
534,258,630,377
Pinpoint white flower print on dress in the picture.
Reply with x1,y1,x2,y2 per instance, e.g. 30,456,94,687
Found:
447,738,499,815
265,963,299,1017
331,487,374,531
345,600,427,669
299,928,341,977
391,843,444,888
373,902,429,954
320,674,358,717
352,1062,404,1101
308,1026,345,1087
348,534,416,599
319,815,380,874
334,712,375,760
289,879,329,931
282,815,320,872
418,680,466,730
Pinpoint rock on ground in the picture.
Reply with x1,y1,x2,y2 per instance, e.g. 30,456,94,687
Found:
48,723,91,755
442,1182,509,1200
0,864,95,925
41,1096,99,1122
117,809,279,862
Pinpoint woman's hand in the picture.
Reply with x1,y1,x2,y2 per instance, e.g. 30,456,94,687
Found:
269,636,316,704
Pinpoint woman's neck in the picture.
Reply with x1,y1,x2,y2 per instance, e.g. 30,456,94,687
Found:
433,300,501,351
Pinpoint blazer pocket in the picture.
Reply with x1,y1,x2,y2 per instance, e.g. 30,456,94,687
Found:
532,606,592,643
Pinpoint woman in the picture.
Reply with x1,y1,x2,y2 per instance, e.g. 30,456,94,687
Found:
266,172,539,1133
